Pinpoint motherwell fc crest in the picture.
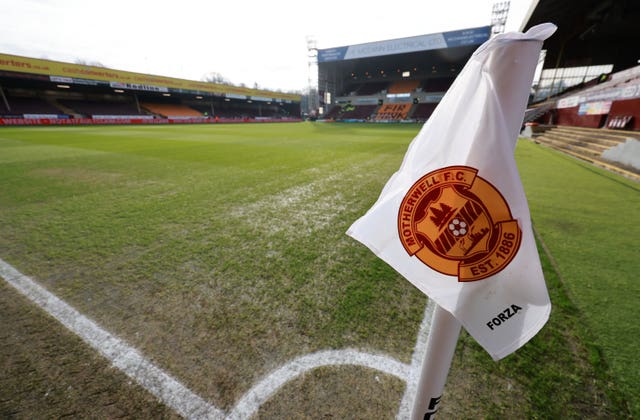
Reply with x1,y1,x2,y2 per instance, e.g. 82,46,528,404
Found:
398,166,522,281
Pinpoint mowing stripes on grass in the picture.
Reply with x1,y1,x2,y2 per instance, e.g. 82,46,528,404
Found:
0,123,424,414
0,124,635,417
0,258,225,420
517,140,639,416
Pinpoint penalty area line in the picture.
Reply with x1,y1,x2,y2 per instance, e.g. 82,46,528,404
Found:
0,258,224,420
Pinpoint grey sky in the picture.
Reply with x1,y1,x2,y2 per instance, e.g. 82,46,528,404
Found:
0,0,534,91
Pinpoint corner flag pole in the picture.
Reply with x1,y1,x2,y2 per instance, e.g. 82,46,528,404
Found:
411,303,462,420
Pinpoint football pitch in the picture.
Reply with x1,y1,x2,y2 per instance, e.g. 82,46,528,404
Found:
0,122,637,418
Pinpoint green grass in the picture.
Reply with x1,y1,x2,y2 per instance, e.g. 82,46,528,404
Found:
517,140,639,416
0,123,424,412
0,123,636,417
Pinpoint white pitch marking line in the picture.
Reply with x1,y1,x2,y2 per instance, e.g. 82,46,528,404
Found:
0,258,225,420
227,300,435,419
226,349,410,419
396,299,437,419
1,257,435,419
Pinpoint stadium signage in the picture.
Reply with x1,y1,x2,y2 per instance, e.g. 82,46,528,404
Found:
110,82,169,93
557,96,580,109
558,83,640,109
424,94,445,103
353,97,379,105
386,93,411,99
318,26,490,62
50,75,102,87
225,93,247,100
0,53,300,102
50,76,74,84
578,101,612,115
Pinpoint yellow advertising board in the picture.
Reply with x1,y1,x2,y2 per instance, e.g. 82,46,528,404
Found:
0,53,300,102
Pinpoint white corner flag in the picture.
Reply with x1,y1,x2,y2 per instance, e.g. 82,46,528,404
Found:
347,23,557,361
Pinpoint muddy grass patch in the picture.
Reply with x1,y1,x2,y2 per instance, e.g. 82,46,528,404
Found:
255,365,405,419
0,281,179,419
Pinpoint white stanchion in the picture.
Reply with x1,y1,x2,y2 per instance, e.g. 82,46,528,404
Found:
410,304,462,420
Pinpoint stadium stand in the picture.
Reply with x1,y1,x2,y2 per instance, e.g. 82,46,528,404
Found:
59,99,143,117
323,105,342,120
319,72,454,122
4,95,61,116
534,125,639,180
339,104,377,120
374,103,412,121
141,103,203,118
316,25,490,123
0,86,300,123
388,80,420,94
423,77,454,93
531,65,640,131
187,103,215,116
206,100,289,119
412,103,438,121
519,64,640,180
356,82,389,95
0,53,302,124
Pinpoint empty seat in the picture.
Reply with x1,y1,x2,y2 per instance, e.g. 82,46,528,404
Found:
387,80,420,94
141,103,204,118
60,99,141,116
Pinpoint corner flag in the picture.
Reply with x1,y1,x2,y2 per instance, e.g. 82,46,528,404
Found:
347,23,556,361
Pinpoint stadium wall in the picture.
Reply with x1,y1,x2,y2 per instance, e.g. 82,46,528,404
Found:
555,98,640,130
556,107,605,128
608,98,640,130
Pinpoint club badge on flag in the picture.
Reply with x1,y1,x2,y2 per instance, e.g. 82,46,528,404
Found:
347,23,557,360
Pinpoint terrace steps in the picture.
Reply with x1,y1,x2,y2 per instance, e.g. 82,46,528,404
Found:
535,125,639,181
